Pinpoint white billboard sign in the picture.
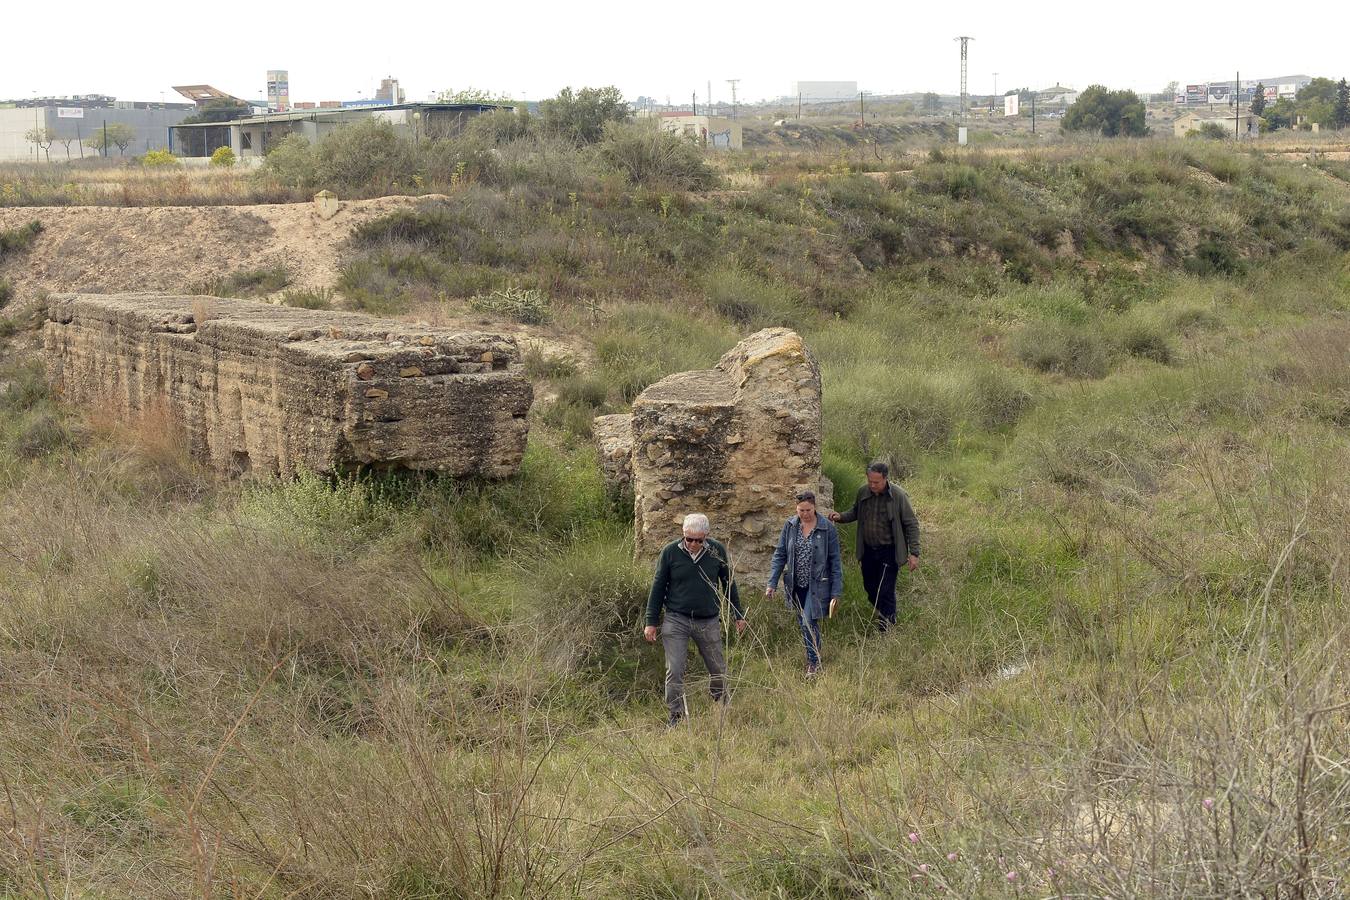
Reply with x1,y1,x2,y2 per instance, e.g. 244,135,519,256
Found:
57,107,85,118
1004,95,1019,117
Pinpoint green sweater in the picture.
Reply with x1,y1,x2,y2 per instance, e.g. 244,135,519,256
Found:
646,538,744,627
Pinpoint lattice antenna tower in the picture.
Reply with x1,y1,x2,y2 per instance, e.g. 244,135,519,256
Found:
955,36,974,123
726,79,740,119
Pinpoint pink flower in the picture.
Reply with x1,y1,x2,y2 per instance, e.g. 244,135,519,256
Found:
1203,797,1215,811
919,863,930,874
1006,870,1019,881
909,832,921,843
947,852,959,862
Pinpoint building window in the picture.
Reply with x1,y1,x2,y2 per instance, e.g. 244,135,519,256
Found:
240,131,252,150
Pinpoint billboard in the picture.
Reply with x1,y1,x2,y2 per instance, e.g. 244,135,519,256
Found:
1207,84,1231,104
1186,84,1207,104
56,107,85,118
266,69,289,111
1004,95,1019,117
1264,86,1279,101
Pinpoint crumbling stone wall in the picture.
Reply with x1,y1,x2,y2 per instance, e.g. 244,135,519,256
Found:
44,293,532,477
598,328,829,585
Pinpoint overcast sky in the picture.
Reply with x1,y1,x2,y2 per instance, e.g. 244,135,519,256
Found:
4,1,1347,106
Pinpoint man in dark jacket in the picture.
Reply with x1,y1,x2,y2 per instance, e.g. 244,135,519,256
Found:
828,461,920,631
644,513,745,727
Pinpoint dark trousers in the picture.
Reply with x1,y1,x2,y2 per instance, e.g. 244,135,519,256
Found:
661,612,728,717
791,582,822,667
860,544,899,630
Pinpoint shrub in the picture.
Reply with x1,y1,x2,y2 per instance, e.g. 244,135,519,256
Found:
141,149,179,168
188,266,291,298
597,121,716,190
469,286,552,324
1117,319,1174,364
261,135,316,189
0,220,42,259
210,146,237,168
14,413,73,458
1012,321,1113,378
0,278,11,309
540,86,630,144
281,287,334,309
313,119,413,192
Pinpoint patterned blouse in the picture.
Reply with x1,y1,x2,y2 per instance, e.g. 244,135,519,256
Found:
793,524,814,588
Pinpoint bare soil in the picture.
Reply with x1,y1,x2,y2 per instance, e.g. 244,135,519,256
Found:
0,195,438,308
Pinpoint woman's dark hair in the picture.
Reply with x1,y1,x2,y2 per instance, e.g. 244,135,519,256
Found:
867,460,889,478
794,490,817,504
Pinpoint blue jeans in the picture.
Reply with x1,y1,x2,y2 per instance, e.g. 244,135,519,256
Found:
792,582,822,667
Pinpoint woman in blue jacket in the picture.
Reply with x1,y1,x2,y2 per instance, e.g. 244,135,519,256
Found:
766,490,844,676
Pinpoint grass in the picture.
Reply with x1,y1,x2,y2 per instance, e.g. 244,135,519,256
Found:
1,139,1349,896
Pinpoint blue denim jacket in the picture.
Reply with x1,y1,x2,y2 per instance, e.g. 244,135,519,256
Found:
766,516,844,622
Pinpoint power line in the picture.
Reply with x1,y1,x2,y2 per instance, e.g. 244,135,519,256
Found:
955,36,974,125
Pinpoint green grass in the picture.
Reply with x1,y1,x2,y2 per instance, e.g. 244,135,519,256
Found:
1,141,1349,896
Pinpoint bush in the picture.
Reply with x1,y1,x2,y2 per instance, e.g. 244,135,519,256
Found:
210,146,237,168
0,220,42,259
313,120,413,192
1012,321,1113,378
540,86,630,144
188,266,291,298
14,413,73,458
281,287,334,309
0,278,11,309
1117,319,1174,364
597,121,716,190
262,135,316,189
141,150,179,168
469,286,551,324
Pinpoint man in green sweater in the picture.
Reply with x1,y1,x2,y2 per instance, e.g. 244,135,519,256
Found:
644,513,746,727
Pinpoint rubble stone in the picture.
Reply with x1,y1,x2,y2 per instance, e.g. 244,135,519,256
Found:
599,328,831,585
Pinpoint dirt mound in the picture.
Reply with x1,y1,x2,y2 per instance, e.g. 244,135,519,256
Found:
0,195,437,310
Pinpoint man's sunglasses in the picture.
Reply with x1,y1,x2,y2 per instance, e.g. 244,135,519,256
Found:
685,537,706,544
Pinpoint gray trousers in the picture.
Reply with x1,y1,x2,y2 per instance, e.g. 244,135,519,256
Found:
661,612,728,716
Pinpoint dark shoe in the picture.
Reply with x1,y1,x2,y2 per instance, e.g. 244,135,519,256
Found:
805,664,820,678
666,712,684,729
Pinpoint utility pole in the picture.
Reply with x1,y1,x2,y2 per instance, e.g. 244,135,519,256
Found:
707,80,712,112
726,79,740,119
993,72,999,111
1031,91,1036,134
1236,70,1241,138
955,36,974,142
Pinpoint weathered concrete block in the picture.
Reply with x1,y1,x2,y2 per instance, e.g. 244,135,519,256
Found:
44,293,532,478
612,328,828,585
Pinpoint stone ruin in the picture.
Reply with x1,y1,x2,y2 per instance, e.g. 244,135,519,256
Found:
44,293,532,478
596,328,830,585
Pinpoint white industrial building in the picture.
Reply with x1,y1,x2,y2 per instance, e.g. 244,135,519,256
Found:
0,99,193,162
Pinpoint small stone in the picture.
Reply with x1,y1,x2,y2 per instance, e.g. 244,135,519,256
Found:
399,367,424,378
364,388,389,399
355,363,375,380
480,351,495,364
418,336,436,346
788,442,809,454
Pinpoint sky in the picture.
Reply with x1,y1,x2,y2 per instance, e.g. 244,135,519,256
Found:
3,1,1347,107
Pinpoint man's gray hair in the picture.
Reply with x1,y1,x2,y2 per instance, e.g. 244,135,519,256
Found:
682,513,711,534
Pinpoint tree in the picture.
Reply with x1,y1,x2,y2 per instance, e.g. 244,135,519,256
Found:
1250,83,1266,117
1335,78,1349,130
1264,97,1297,130
436,87,513,104
921,92,941,114
24,127,56,162
86,122,137,155
1061,85,1148,137
55,134,79,160
539,86,630,144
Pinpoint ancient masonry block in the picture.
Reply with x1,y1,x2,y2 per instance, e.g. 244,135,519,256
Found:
44,293,532,478
597,328,831,585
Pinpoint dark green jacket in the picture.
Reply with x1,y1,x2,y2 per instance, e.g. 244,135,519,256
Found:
836,482,921,566
646,538,743,627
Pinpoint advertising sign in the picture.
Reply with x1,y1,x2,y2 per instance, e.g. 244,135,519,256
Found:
1264,86,1279,101
1207,84,1231,104
1004,95,1019,117
56,107,85,118
1186,84,1207,104
266,69,290,111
